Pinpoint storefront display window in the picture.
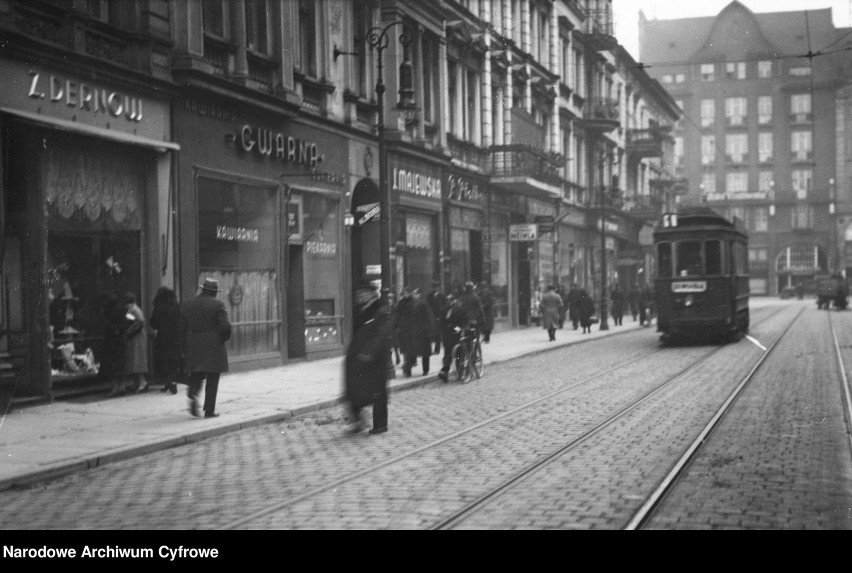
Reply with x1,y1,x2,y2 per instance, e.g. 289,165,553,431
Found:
302,195,342,350
198,178,280,357
44,134,145,380
489,212,509,321
405,213,435,294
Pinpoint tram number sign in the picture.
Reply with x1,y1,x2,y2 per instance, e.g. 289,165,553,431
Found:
672,281,707,293
662,213,678,228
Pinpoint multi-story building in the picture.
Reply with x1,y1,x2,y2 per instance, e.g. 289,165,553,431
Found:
640,0,852,294
0,0,678,400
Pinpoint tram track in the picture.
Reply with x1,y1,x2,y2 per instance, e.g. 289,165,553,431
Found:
219,304,790,530
828,311,852,457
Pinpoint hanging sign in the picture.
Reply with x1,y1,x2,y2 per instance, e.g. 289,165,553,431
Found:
509,224,538,241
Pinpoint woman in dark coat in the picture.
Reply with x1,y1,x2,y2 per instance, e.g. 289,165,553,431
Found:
150,287,184,394
578,289,596,334
610,285,625,326
344,279,393,435
401,287,434,377
102,293,132,397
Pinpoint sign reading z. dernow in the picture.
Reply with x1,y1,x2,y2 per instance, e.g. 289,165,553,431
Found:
671,281,707,293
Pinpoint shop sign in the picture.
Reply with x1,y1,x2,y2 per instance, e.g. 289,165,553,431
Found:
27,71,144,122
598,218,620,234
216,225,260,243
366,265,382,275
447,173,483,204
509,224,538,241
356,202,380,226
236,124,321,167
527,198,556,218
392,166,441,200
305,240,337,257
450,207,482,231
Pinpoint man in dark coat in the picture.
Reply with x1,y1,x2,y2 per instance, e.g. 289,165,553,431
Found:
401,287,434,377
437,293,468,382
344,279,392,435
393,287,412,370
539,285,563,341
566,283,583,330
610,284,625,326
426,281,446,355
458,281,485,330
182,277,231,418
578,289,596,334
477,281,495,343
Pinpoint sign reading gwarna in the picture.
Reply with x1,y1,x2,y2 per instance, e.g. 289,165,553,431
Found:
671,281,707,293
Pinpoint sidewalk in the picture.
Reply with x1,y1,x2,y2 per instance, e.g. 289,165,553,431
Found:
0,301,787,492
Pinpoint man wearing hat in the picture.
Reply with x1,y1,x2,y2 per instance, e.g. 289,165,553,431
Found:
182,277,232,418
344,278,393,435
426,281,446,355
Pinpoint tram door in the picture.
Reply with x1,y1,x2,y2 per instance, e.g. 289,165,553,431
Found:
287,245,306,359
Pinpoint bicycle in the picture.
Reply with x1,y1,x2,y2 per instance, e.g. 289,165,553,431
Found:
451,324,483,384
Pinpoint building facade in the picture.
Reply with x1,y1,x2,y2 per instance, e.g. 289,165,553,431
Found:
640,1,852,294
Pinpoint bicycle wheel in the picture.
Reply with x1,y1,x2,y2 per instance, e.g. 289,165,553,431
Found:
452,344,466,382
471,340,483,379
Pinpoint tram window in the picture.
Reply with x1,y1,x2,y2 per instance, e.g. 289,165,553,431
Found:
705,240,722,275
676,241,703,276
658,242,673,278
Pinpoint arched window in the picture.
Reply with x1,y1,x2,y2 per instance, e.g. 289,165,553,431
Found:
775,244,827,272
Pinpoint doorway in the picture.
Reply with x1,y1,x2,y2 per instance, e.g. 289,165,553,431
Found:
287,244,306,359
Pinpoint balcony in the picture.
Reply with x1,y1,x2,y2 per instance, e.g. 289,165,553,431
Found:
488,145,564,199
448,135,489,172
579,97,620,133
626,127,668,159
584,8,617,52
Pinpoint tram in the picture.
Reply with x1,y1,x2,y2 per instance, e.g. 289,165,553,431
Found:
653,207,750,342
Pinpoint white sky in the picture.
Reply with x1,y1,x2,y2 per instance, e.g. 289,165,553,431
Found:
613,0,852,60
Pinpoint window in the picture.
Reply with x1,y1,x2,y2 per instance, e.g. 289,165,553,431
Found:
700,63,715,81
705,240,722,275
758,171,774,192
758,96,772,124
758,132,773,163
789,66,811,76
752,207,769,232
85,0,116,24
674,100,685,130
726,62,746,79
726,172,748,194
676,241,703,276
700,99,715,127
758,60,773,78
675,73,686,83
792,169,812,199
662,75,673,84
791,94,811,114
749,248,768,263
701,135,716,164
791,205,813,228
244,0,270,54
702,172,716,194
658,243,673,278
674,136,684,165
299,0,317,77
791,131,812,161
421,34,439,124
725,97,747,125
203,0,227,37
725,133,748,162
351,0,371,98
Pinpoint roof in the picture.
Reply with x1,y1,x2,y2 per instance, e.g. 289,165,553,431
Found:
639,1,840,65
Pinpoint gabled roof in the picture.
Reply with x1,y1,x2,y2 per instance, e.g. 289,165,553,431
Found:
639,0,837,65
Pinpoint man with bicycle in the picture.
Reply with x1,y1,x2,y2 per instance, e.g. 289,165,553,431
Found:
438,282,484,382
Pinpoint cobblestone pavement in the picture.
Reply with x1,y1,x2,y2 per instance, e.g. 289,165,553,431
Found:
2,304,847,529
642,306,852,529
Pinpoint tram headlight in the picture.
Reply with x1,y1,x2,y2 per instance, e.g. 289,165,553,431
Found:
684,295,695,307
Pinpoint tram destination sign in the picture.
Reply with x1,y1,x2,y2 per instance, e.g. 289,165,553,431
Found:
671,281,707,293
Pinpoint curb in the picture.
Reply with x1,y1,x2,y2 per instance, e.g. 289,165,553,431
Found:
0,323,644,492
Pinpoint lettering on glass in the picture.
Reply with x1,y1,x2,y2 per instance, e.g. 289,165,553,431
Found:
216,225,259,243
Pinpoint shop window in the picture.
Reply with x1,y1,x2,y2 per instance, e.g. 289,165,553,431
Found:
302,195,342,349
405,213,435,295
198,178,280,357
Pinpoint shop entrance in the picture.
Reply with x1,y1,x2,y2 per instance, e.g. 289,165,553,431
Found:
517,242,531,326
287,245,306,359
350,178,382,290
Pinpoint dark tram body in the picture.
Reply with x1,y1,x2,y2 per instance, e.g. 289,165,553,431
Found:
654,208,750,342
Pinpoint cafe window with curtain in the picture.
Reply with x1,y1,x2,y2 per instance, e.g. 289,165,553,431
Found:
197,177,280,358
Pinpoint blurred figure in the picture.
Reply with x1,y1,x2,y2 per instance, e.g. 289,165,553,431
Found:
477,281,494,343
103,293,132,397
150,287,184,394
458,281,485,329
426,281,446,355
557,283,569,329
344,278,392,435
578,289,596,334
386,290,401,365
539,285,563,342
639,283,654,327
401,287,434,377
628,285,640,322
610,284,625,326
394,287,413,373
183,278,231,418
566,283,582,330
123,291,149,393
437,293,468,382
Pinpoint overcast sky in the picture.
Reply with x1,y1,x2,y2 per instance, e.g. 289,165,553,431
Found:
613,0,852,60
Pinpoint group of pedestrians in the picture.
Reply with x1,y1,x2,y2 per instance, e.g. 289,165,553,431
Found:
99,277,232,419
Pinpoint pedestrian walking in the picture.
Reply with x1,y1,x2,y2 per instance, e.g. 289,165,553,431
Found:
401,287,434,377
566,283,582,330
103,292,132,397
386,291,401,366
437,293,468,382
610,284,625,326
394,287,413,372
344,278,392,435
539,285,563,341
477,281,495,343
627,285,640,322
578,289,596,334
426,281,446,354
150,286,184,395
557,283,569,328
123,291,149,393
638,283,653,327
182,277,231,418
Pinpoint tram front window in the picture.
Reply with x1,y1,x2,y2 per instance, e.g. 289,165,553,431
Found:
658,243,673,278
705,240,722,275
676,241,703,276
